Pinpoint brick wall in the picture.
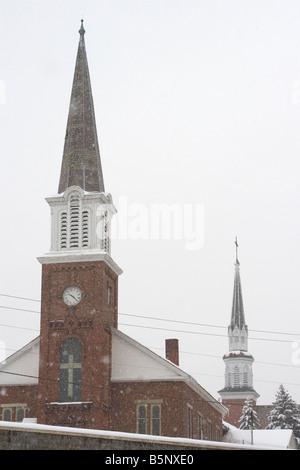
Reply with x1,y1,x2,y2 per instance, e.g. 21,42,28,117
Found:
0,385,37,422
37,260,118,429
110,380,222,441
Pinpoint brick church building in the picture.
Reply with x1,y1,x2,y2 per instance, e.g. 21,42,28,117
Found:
0,21,226,440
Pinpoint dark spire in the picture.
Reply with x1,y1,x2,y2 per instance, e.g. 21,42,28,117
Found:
58,20,105,193
230,239,247,330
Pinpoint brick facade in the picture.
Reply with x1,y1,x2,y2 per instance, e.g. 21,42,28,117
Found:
111,381,222,440
37,259,118,429
0,385,37,422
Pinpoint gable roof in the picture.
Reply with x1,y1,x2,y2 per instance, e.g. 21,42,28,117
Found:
0,329,226,415
111,328,227,416
0,337,39,386
111,328,187,382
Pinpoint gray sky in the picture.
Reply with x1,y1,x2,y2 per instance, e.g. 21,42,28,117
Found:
0,0,300,405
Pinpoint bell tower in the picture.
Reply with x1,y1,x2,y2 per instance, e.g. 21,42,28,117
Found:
36,21,122,429
218,239,259,427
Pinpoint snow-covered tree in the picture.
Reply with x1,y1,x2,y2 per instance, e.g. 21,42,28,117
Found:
267,384,300,447
239,397,260,430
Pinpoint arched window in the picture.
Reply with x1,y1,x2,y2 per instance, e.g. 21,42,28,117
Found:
82,210,89,247
59,338,82,402
151,404,161,436
60,211,67,249
226,371,232,387
137,404,147,434
69,194,80,248
59,192,91,250
233,366,240,387
2,408,12,421
16,407,25,422
243,368,248,385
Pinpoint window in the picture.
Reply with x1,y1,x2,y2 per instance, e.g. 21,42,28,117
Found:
137,404,147,434
136,402,162,435
59,338,82,402
60,205,90,250
1,405,26,422
216,426,221,442
60,212,67,249
101,211,110,253
233,366,240,387
16,407,25,422
2,408,12,421
187,405,193,438
226,370,232,387
198,413,204,439
69,194,80,248
82,210,89,247
207,420,213,440
243,370,248,385
107,286,112,306
151,404,161,436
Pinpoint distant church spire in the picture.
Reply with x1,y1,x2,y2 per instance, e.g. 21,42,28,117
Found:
58,20,105,193
230,237,247,333
218,240,259,425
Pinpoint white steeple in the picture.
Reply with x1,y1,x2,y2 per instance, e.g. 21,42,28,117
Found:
218,239,259,402
37,22,122,277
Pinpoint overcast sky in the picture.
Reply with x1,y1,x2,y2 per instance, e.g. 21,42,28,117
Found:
1,0,300,406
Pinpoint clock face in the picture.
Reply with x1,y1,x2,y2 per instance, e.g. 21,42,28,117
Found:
63,286,82,306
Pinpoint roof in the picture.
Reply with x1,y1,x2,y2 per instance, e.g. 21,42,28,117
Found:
111,328,227,416
0,329,226,416
230,260,247,331
223,421,297,449
58,20,105,193
0,337,39,385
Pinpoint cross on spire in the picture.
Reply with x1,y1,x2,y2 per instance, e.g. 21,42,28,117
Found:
235,236,239,263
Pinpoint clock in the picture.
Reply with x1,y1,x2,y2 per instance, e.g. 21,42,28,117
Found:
63,286,82,306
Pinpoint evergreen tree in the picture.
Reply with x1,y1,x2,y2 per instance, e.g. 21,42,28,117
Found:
267,384,300,447
239,397,260,430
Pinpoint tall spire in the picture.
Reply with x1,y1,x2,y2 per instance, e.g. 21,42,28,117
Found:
218,240,259,423
58,20,105,193
230,238,247,331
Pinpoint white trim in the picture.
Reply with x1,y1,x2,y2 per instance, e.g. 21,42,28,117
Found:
37,251,123,276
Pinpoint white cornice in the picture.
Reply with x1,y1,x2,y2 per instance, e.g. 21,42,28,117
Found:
218,389,260,401
37,251,123,276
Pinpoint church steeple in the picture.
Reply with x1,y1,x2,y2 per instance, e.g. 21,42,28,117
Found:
228,238,248,351
58,20,105,193
41,21,118,257
218,240,259,426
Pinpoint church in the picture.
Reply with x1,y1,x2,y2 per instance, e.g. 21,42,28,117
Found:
0,21,226,440
218,240,259,427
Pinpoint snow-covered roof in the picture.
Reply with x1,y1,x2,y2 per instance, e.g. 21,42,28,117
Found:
223,421,297,449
